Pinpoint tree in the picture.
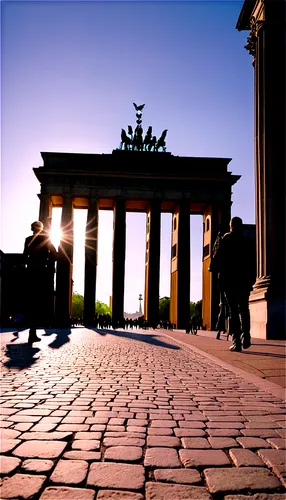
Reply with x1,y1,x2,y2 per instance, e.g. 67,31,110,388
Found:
159,296,170,320
72,293,84,317
71,294,111,317
96,301,111,315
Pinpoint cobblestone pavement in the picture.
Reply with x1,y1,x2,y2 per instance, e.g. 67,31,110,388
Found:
0,327,285,500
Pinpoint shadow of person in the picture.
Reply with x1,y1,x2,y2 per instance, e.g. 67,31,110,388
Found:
3,343,40,369
42,328,72,349
242,351,286,359
9,328,27,343
87,328,181,350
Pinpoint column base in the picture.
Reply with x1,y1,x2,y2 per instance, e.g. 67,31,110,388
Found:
249,277,286,340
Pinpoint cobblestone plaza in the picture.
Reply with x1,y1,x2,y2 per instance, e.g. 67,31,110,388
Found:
1,327,285,499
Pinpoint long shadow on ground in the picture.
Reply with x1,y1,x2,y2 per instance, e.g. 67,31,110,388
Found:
2,344,40,370
242,351,286,359
41,328,72,348
87,327,181,350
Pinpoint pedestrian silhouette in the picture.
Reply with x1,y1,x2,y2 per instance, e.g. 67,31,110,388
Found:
23,220,57,345
209,217,254,352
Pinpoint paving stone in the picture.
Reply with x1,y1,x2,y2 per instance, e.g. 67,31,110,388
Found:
71,439,100,451
267,438,286,449
150,420,177,428
241,429,279,438
21,459,54,473
96,491,143,500
148,427,174,435
0,456,21,475
105,432,145,439
178,421,206,428
0,438,21,453
105,445,143,461
63,450,101,460
127,426,146,433
7,415,42,422
107,425,126,432
206,428,242,437
40,486,95,499
20,431,72,441
272,465,286,487
174,428,206,437
87,462,145,489
179,449,230,467
90,424,106,431
145,482,212,499
181,437,210,449
204,467,282,493
61,416,86,424
154,468,201,484
50,459,88,485
127,419,148,426
0,428,21,439
229,448,265,467
236,437,272,449
103,437,145,447
57,424,90,432
206,421,245,428
258,449,286,468
244,421,282,428
208,437,239,448
147,436,180,447
0,421,12,428
13,422,33,431
17,409,52,416
144,447,181,468
74,431,102,440
0,473,46,499
30,423,58,431
13,440,67,458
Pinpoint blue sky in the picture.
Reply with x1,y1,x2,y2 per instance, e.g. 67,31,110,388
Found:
1,0,254,312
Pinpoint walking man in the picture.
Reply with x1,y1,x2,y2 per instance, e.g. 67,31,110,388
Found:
210,217,254,352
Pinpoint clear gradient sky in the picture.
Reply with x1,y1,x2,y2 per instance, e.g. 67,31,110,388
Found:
1,0,254,313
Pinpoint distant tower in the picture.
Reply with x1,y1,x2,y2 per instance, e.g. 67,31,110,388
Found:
138,294,143,314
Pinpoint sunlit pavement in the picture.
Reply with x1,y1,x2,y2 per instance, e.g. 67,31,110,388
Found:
0,327,285,500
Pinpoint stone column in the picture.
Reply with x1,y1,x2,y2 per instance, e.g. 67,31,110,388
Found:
112,198,126,327
202,204,221,330
55,194,74,325
170,200,190,329
237,1,285,338
38,194,52,223
84,197,98,324
144,199,161,328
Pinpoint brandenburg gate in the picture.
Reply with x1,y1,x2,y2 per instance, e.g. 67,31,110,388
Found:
34,109,240,329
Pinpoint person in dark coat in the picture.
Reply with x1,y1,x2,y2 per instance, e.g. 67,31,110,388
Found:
210,217,254,352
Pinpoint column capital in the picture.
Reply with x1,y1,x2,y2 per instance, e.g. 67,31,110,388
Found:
244,16,265,66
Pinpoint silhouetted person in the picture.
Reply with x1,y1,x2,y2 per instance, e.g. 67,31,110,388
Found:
23,220,55,345
210,217,254,352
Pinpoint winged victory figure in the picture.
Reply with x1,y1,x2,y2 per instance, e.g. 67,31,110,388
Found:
133,103,145,112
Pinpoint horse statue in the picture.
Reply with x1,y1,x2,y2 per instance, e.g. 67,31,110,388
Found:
155,129,168,152
143,126,152,151
120,129,132,150
132,125,143,151
127,125,133,142
148,135,157,152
